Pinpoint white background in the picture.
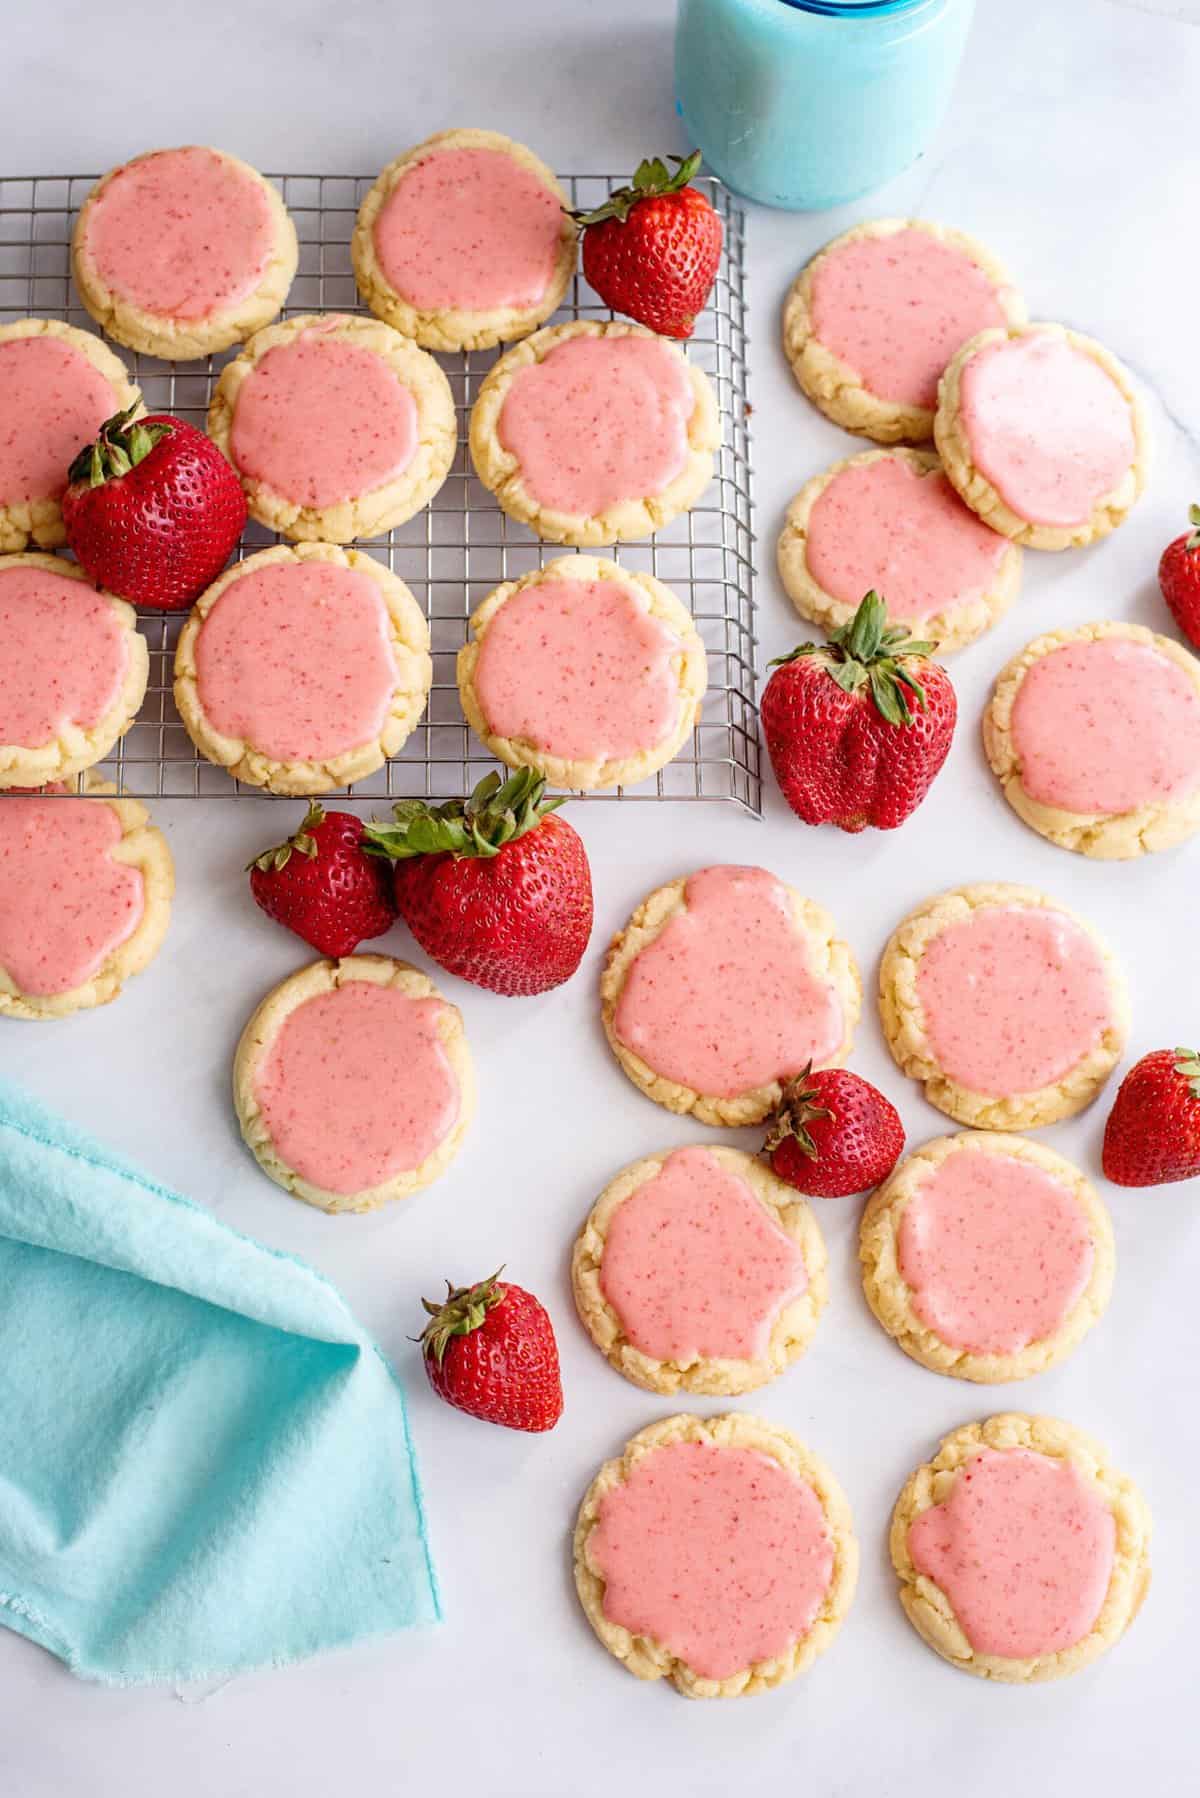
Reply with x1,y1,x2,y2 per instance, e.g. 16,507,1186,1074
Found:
4,1,1200,1792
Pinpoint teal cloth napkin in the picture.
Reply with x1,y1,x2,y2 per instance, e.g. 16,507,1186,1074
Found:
0,1081,440,1684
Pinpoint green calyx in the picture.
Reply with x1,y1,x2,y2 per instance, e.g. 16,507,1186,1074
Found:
247,801,324,875
771,590,937,727
67,404,172,488
568,150,703,228
418,1269,505,1364
365,769,564,863
763,1064,832,1162
1173,1047,1200,1097
1187,504,1200,552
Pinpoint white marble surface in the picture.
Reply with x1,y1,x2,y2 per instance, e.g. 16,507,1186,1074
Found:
4,2,1200,1794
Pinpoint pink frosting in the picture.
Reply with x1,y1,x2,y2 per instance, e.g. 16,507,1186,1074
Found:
473,575,683,762
809,228,1009,411
253,980,460,1195
498,334,694,517
0,798,144,995
807,455,1007,620
589,1440,834,1682
599,1146,809,1363
229,323,418,508
0,337,117,507
82,147,275,322
899,1149,1094,1356
908,1448,1116,1659
959,332,1136,528
916,904,1113,1098
194,559,399,763
1011,635,1200,815
374,146,563,313
613,866,846,1099
0,563,129,748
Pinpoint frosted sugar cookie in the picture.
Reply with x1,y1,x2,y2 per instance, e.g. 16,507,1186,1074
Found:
572,1144,827,1396
72,146,297,361
174,543,431,795
860,1133,1114,1382
208,313,455,542
233,954,474,1213
984,622,1200,858
352,128,576,351
574,1412,858,1698
458,555,707,790
935,323,1148,549
0,319,139,553
469,319,719,546
783,219,1025,444
891,1414,1152,1682
879,883,1128,1129
0,792,172,1020
777,448,1020,653
0,554,148,788
602,864,860,1127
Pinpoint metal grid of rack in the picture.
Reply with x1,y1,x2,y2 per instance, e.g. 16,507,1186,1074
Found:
0,172,759,811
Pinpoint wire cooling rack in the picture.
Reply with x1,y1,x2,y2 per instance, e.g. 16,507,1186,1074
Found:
0,171,759,811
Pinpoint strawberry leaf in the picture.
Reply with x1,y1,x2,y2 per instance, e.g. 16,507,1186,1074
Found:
1188,503,1200,551
1174,1046,1200,1097
568,149,704,228
366,769,565,863
417,1269,506,1364
771,591,940,728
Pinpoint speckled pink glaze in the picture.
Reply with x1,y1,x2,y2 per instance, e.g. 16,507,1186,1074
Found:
1011,636,1200,815
0,798,144,996
0,337,118,506
253,981,459,1195
959,332,1136,528
599,1146,808,1363
228,322,418,508
916,905,1114,1098
908,1448,1116,1659
809,229,1009,411
194,560,399,763
473,576,683,762
807,456,1007,619
0,563,129,748
498,335,694,517
374,146,563,312
82,147,275,321
612,865,845,1099
589,1440,834,1682
898,1150,1094,1356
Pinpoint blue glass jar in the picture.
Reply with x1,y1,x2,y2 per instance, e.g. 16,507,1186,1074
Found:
675,0,976,210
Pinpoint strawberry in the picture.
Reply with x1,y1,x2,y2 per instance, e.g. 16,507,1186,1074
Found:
248,802,397,957
365,770,592,997
62,405,246,610
761,591,956,832
1102,1047,1200,1187
764,1065,905,1198
1158,504,1200,650
418,1270,563,1433
570,151,722,340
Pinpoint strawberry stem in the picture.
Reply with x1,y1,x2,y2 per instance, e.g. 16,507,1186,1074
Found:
417,1269,505,1363
568,150,703,228
67,405,172,488
365,769,564,863
247,801,324,874
763,1064,833,1162
770,590,938,727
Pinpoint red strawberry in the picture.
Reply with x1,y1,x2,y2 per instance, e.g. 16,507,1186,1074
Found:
764,1064,905,1198
762,591,956,832
248,802,397,957
571,151,722,340
1158,504,1200,649
62,406,246,609
419,1270,563,1433
1102,1047,1200,1187
365,770,592,997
